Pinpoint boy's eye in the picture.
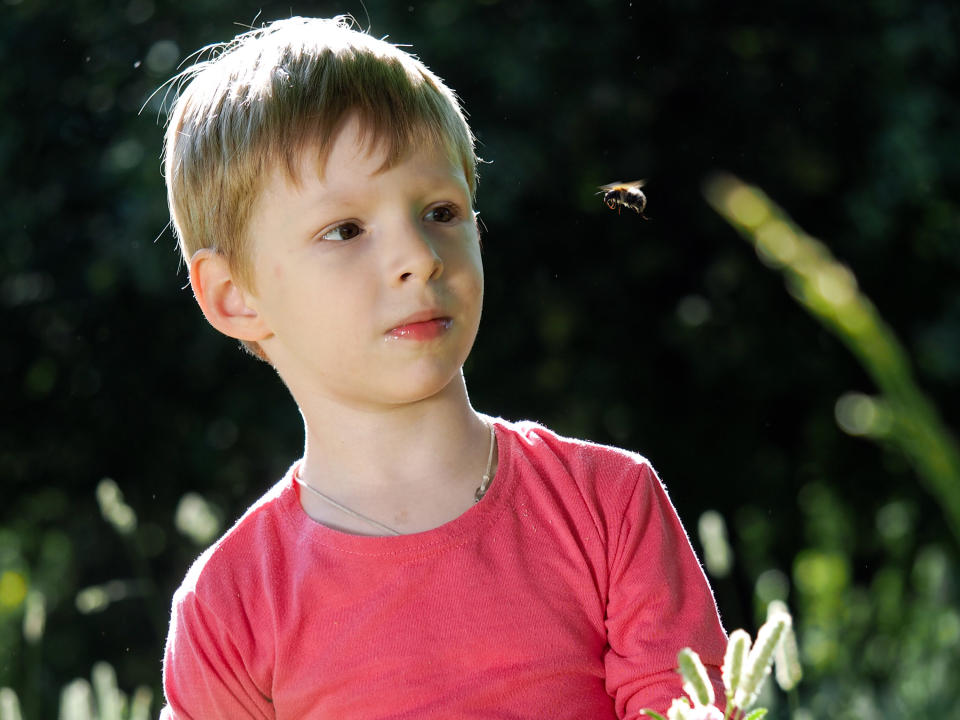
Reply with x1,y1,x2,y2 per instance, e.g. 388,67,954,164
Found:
320,222,363,242
424,205,458,223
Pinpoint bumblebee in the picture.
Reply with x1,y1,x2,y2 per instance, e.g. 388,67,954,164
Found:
599,180,647,217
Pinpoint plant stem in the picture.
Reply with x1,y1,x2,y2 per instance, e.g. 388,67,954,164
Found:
704,173,960,548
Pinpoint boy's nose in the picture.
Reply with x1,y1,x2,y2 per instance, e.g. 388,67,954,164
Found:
390,224,444,284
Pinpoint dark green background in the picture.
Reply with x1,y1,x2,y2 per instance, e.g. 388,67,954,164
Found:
2,0,958,717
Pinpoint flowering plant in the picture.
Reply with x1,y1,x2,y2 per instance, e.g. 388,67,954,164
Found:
642,601,801,720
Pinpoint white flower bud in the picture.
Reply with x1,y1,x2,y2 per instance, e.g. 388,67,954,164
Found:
765,600,802,692
667,697,693,720
722,629,751,699
734,612,790,709
774,623,802,691
677,647,714,707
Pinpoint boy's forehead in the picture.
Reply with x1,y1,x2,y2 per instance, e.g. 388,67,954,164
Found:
276,131,393,188
276,120,457,189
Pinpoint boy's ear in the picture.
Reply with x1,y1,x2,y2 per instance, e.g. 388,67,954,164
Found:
189,249,272,343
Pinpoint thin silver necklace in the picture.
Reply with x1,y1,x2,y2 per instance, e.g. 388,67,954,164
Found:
295,421,497,536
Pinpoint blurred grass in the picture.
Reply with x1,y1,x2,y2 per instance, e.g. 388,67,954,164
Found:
0,478,224,718
705,173,960,548
0,662,152,720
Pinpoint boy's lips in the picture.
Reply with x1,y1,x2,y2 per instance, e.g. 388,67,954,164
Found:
386,310,452,340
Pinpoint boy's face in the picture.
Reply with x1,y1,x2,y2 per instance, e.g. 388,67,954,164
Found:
240,117,484,411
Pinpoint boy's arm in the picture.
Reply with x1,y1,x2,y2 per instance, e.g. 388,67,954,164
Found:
161,587,274,720
603,464,727,718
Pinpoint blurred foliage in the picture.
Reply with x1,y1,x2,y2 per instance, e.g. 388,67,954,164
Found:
706,174,960,544
2,0,958,718
704,176,960,716
1,661,152,720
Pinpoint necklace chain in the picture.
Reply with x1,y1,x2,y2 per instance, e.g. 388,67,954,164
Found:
295,421,497,536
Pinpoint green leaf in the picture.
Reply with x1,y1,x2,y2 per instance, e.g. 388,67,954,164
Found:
744,709,768,720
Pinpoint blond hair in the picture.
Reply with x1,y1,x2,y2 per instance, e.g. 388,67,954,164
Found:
163,16,477,328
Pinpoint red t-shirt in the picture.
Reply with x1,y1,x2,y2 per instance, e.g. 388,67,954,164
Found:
162,419,727,718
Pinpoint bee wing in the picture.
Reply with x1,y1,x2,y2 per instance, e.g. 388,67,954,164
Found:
598,179,646,191
598,181,624,191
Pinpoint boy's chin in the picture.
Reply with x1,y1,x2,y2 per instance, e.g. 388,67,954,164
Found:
384,369,468,406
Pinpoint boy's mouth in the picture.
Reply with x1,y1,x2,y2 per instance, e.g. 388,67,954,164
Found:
386,311,452,341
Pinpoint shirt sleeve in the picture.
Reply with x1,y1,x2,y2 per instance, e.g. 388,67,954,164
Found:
161,587,275,720
602,463,728,718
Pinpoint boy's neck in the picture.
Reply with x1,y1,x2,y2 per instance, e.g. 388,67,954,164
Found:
297,373,491,501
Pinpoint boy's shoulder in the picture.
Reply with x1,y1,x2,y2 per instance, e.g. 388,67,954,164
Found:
502,417,655,478
499,418,675,554
174,465,297,602
498,417,663,512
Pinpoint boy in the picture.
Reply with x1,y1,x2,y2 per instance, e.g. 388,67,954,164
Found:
160,16,727,719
